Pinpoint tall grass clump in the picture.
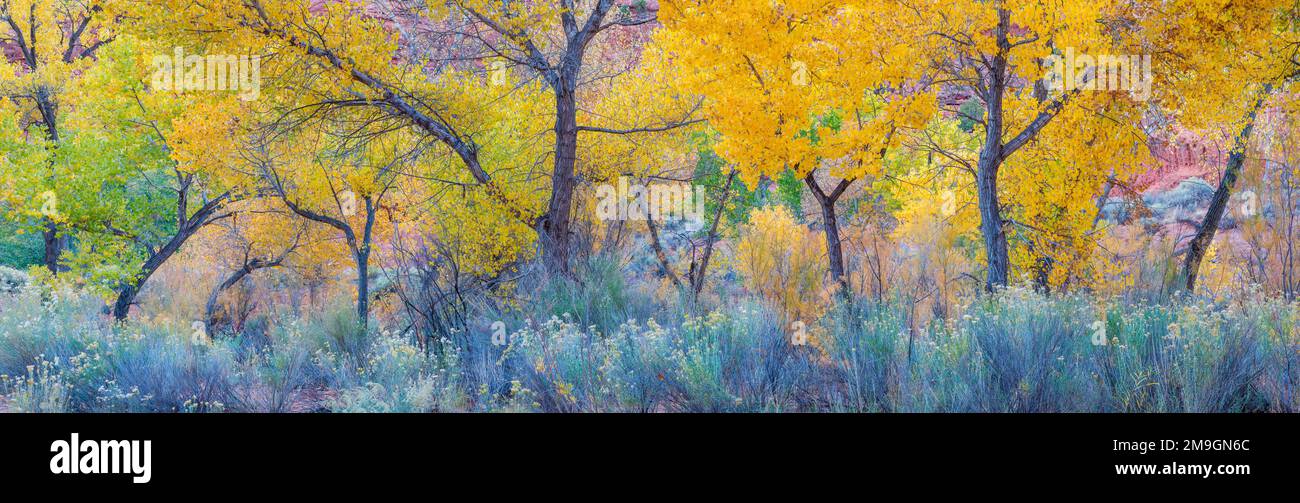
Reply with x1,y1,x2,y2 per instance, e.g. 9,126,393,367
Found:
322,329,465,413
526,257,663,334
0,288,101,377
896,288,1300,412
819,299,910,412
288,302,466,413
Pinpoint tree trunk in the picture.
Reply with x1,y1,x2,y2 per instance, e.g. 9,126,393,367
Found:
976,10,1012,292
356,249,370,329
1284,171,1297,300
1183,90,1270,292
691,170,738,296
42,222,65,273
645,214,685,291
205,255,287,334
1030,251,1053,294
110,195,227,321
356,197,377,331
819,198,847,290
35,88,65,273
277,191,369,332
205,267,253,333
111,283,140,322
541,86,580,276
976,146,1010,292
805,173,853,294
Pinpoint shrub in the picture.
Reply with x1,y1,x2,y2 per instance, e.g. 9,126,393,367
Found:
227,322,323,413
732,206,830,321
820,301,909,412
0,288,101,377
324,331,464,413
0,356,68,412
78,329,237,412
2,280,1297,413
0,266,26,294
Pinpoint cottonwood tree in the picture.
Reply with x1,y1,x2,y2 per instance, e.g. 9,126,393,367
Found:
0,0,117,272
98,43,249,319
208,105,439,331
658,0,935,291
1129,0,1300,292
437,0,703,274
4,35,242,319
907,0,1149,291
128,0,537,233
126,1,593,329
131,0,697,277
202,203,307,334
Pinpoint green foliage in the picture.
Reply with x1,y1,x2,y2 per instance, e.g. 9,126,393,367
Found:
691,131,803,228
2,37,192,299
956,97,984,133
771,168,805,219
691,132,757,229
0,219,41,269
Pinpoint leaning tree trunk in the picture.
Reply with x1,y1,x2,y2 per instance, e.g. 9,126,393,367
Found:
541,85,580,276
112,232,191,320
691,170,738,297
110,191,227,321
205,267,255,334
645,214,686,291
204,255,288,334
645,171,738,303
1183,91,1270,292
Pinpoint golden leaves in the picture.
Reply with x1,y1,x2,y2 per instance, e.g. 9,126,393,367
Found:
658,0,936,182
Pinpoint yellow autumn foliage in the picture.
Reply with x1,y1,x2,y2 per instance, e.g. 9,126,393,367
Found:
731,206,830,320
